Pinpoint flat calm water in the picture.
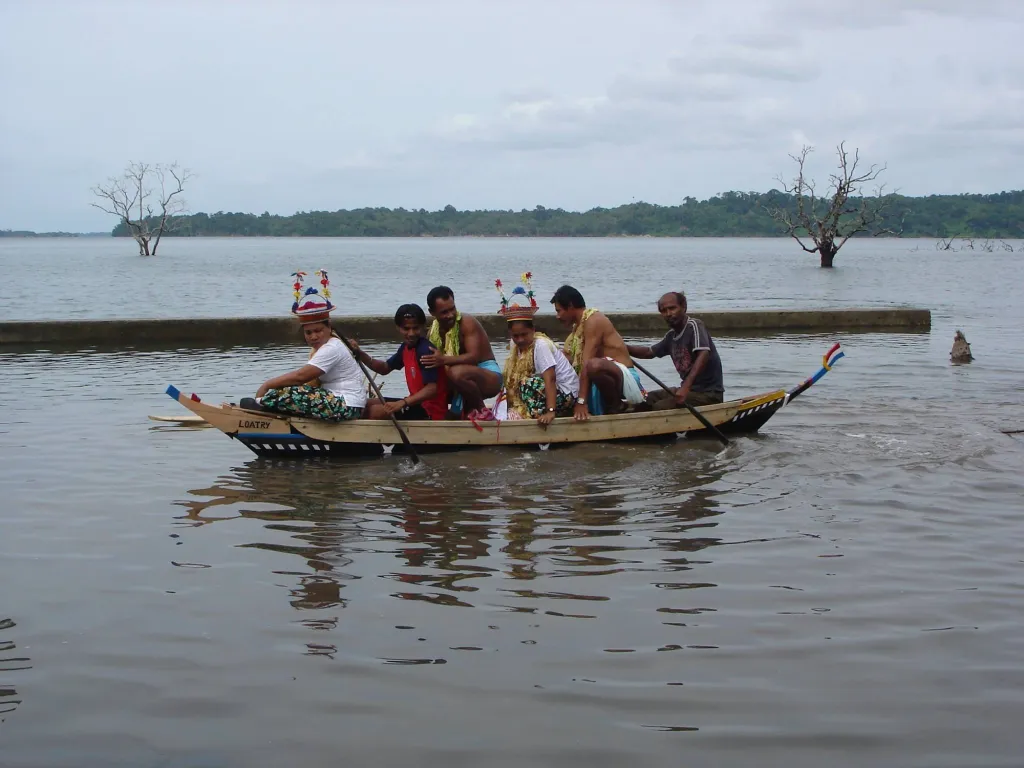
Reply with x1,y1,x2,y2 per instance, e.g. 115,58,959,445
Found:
2,238,1023,767
1,235,1020,321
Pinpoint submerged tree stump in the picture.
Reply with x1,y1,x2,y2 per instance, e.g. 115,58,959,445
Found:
951,330,973,363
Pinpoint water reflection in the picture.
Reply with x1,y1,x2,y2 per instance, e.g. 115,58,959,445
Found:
0,618,28,724
389,484,498,608
174,447,731,647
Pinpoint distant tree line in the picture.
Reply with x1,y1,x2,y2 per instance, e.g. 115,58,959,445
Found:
97,189,1019,239
0,229,103,237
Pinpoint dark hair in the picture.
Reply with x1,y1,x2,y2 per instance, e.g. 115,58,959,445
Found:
394,303,426,326
550,284,585,309
507,319,535,330
658,291,687,308
426,285,454,312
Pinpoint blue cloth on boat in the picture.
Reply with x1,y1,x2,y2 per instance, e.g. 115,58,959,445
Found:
478,359,502,376
451,359,503,415
588,382,605,415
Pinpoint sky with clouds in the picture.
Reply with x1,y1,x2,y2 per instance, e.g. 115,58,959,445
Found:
1,0,1022,231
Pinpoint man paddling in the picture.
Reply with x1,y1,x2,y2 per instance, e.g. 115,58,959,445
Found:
420,285,502,418
626,291,724,408
354,303,450,421
551,285,646,420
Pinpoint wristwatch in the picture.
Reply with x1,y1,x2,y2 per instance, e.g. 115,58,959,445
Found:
576,397,586,405
547,407,555,413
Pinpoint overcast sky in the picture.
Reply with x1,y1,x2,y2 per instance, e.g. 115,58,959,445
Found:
2,0,1022,231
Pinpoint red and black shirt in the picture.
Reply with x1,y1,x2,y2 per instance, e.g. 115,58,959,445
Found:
386,337,449,420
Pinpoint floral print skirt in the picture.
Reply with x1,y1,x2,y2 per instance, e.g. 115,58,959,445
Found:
518,375,575,418
260,385,362,421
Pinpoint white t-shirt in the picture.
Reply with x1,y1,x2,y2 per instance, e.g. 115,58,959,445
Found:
533,337,580,396
308,337,367,409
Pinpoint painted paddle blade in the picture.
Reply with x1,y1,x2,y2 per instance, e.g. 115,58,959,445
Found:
785,343,844,404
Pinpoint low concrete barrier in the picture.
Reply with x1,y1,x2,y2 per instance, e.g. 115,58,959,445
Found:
0,308,930,348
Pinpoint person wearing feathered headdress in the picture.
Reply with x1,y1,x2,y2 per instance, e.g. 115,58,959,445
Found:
420,285,503,420
249,270,367,421
493,274,579,424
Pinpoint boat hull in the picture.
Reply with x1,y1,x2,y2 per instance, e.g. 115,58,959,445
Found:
165,386,788,458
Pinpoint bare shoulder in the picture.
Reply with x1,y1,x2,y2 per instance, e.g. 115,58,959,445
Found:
587,310,614,334
461,313,489,337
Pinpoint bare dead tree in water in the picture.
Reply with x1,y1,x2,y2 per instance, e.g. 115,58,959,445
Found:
91,162,193,255
935,236,1017,253
764,143,902,267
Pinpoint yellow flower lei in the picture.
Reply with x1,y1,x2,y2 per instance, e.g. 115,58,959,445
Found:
562,307,597,372
502,333,553,418
428,311,462,356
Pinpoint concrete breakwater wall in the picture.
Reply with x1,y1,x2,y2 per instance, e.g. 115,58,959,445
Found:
0,308,930,348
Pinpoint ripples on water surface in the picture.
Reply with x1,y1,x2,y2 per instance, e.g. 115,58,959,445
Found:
1,239,1023,767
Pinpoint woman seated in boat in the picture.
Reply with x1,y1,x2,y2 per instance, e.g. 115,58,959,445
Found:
251,270,367,421
351,303,450,421
493,274,580,425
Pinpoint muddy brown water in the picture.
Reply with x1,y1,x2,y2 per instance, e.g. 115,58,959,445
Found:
1,238,1023,767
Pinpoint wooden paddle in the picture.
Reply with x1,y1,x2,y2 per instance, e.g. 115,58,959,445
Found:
334,329,421,465
631,360,730,447
148,414,209,425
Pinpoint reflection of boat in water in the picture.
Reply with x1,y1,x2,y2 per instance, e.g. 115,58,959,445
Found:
0,617,29,721
165,344,843,459
176,446,734,620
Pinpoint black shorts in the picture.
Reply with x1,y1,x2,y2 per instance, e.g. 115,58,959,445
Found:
388,399,430,420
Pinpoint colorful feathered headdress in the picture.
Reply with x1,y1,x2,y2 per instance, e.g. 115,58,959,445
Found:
291,269,334,324
495,272,538,322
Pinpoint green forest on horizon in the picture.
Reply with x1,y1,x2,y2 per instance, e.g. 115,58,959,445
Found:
5,189,1021,239
116,190,1023,239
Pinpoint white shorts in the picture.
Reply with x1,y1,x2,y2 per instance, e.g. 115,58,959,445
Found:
612,360,646,404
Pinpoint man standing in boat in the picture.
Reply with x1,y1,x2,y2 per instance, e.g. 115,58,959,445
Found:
626,291,724,408
420,285,502,418
551,285,646,420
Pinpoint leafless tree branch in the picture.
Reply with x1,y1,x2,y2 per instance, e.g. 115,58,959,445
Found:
91,162,193,255
763,141,902,267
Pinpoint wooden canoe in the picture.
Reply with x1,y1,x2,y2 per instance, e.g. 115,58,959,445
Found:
163,343,843,458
